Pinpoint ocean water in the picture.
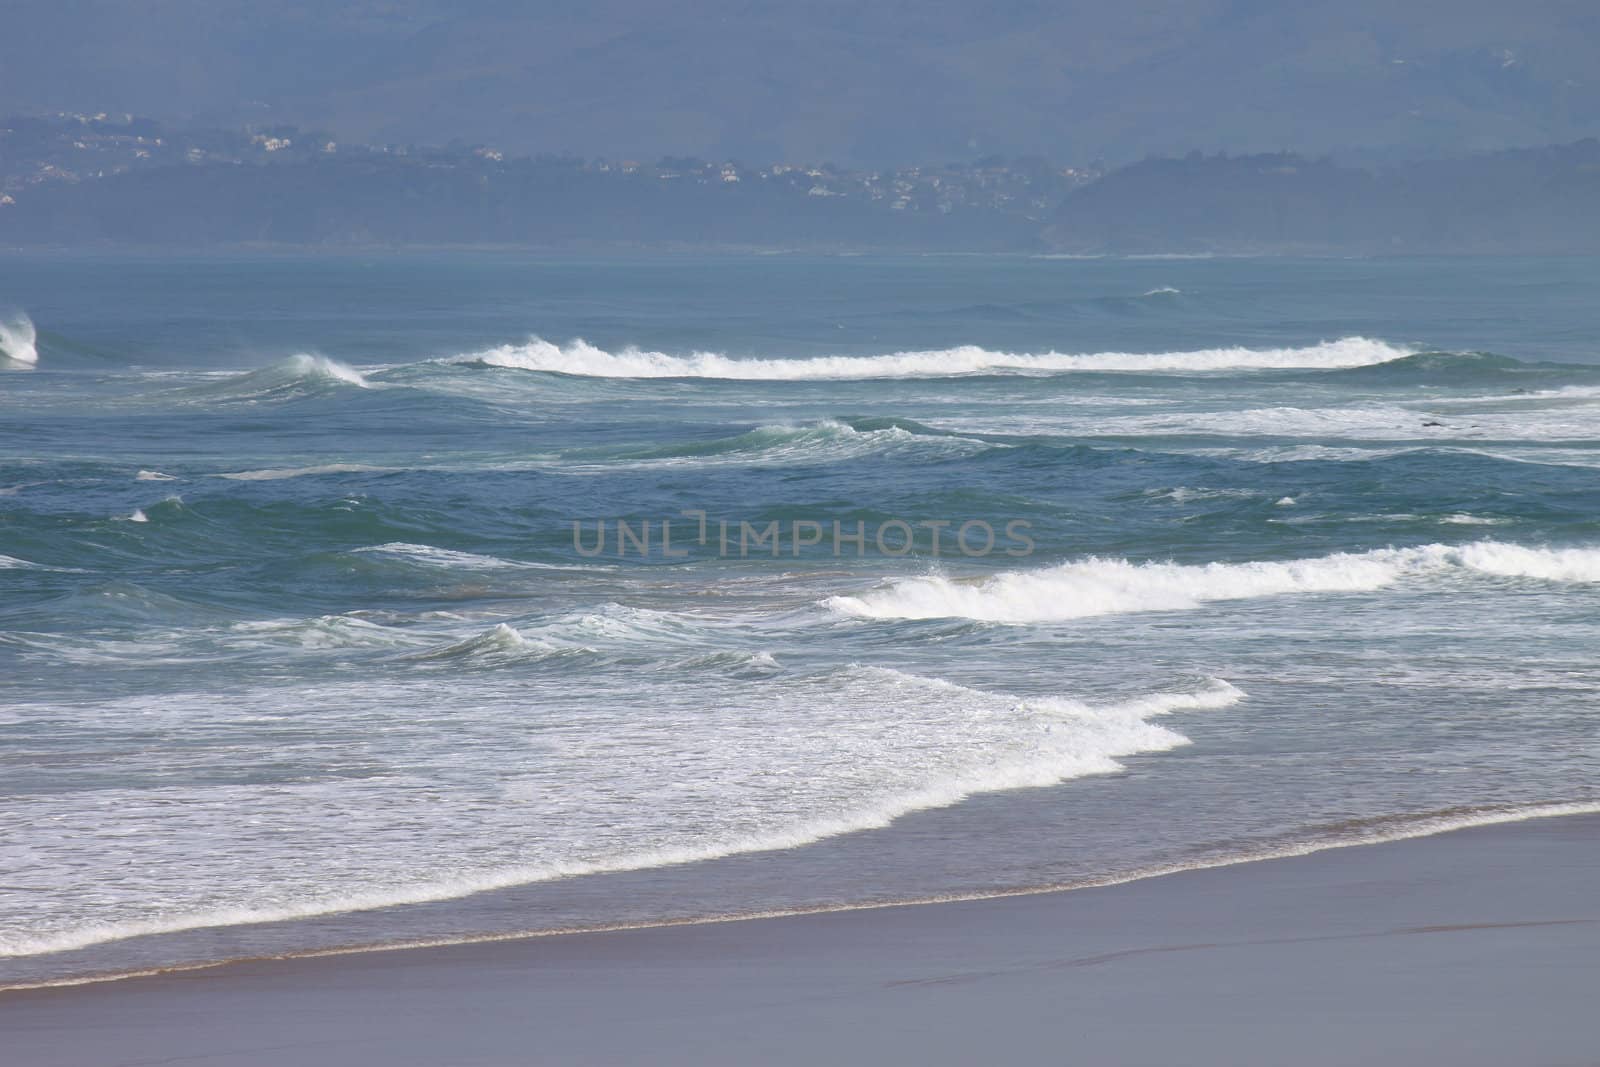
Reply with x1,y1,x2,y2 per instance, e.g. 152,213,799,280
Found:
1,252,1598,986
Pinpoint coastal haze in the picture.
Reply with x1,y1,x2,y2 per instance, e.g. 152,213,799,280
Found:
5,1,1600,251
5,0,1599,165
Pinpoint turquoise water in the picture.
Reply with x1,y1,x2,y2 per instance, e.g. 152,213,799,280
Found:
2,252,1598,985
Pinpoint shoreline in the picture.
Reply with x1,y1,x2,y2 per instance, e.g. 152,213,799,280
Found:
4,811,1598,1065
5,799,1598,993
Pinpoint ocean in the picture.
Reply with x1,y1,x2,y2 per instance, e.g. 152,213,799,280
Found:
1,251,1597,987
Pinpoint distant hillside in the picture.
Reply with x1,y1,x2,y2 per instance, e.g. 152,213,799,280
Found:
3,1,1599,168
0,115,1070,249
1044,141,1600,254
0,155,1028,250
2,114,1598,253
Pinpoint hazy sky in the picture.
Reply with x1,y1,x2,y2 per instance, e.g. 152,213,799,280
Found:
5,1,1597,164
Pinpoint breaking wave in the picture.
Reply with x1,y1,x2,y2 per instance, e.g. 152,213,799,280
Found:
827,541,1600,622
463,336,1412,379
168,354,369,402
0,312,39,366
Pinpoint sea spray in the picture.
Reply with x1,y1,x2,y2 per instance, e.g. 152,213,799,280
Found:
0,312,39,366
167,353,370,402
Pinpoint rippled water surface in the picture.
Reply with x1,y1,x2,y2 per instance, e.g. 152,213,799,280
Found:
2,252,1598,985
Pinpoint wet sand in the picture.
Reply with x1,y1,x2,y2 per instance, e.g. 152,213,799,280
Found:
3,814,1597,1066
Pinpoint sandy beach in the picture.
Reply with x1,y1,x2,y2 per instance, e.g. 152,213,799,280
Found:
3,813,1596,1066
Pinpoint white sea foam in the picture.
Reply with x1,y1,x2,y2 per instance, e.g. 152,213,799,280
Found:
1211,444,1421,464
0,669,1239,958
566,419,989,470
1451,541,1600,582
936,393,1600,446
401,623,543,662
463,336,1411,379
135,470,178,482
355,542,594,572
1142,486,1264,504
827,541,1600,622
227,615,429,652
1439,513,1510,526
218,463,390,481
0,312,39,366
1211,402,1600,441
517,603,724,647
1431,384,1600,406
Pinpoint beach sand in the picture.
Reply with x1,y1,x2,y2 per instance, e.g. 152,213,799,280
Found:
3,813,1597,1066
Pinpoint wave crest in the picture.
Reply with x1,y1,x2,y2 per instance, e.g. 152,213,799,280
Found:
827,541,1600,622
0,312,38,367
463,336,1412,380
171,354,369,402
